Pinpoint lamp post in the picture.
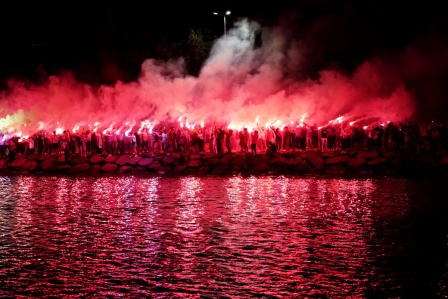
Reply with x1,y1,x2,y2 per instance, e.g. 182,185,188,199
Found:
213,11,231,36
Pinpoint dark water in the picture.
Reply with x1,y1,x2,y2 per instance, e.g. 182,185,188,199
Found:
0,174,447,298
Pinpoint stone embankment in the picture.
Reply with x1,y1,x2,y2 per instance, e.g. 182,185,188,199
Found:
1,149,448,177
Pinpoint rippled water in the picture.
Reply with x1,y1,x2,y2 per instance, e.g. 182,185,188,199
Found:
0,174,447,298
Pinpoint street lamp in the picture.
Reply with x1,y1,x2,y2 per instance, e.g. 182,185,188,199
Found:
213,11,231,36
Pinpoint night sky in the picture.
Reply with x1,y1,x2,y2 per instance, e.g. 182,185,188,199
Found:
1,0,448,125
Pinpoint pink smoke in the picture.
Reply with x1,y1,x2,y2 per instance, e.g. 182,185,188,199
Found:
0,19,418,137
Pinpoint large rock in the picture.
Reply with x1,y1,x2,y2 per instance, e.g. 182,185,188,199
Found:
41,156,58,172
383,151,401,159
8,158,27,168
0,160,8,171
205,157,220,166
190,154,202,160
231,155,247,168
162,155,176,166
269,154,289,165
324,156,350,165
220,154,234,165
198,166,212,175
105,155,117,163
202,152,220,160
210,165,232,176
302,152,324,169
68,163,91,173
171,152,182,160
247,164,272,175
137,158,153,166
91,164,103,173
102,163,119,173
116,155,131,166
416,154,436,167
149,160,162,169
292,161,311,174
347,157,366,168
36,154,51,162
90,155,105,164
357,151,379,160
149,161,172,174
174,165,187,174
56,164,72,172
187,159,202,168
118,166,132,173
22,160,39,172
131,166,150,174
247,154,270,166
57,154,67,164
70,155,88,165
128,156,142,165
440,156,448,165
326,165,346,175
368,157,388,165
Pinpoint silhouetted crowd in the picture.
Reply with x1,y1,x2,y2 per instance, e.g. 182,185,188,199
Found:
1,119,447,162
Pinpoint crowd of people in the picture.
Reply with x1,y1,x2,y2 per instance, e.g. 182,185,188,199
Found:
1,119,447,163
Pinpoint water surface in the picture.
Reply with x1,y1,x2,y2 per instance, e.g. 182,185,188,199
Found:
0,175,447,298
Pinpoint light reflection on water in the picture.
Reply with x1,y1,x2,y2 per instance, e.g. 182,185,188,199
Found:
0,175,447,298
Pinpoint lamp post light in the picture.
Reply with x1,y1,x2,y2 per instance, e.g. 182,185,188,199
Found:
213,10,231,36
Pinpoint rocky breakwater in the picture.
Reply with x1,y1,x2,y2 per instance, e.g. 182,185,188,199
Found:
1,148,448,177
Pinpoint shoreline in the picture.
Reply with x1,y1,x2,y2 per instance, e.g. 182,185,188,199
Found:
2,147,448,178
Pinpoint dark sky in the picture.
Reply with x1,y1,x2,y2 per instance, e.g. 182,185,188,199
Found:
1,0,448,120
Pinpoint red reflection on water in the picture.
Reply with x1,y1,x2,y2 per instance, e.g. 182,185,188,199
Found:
3,176,434,298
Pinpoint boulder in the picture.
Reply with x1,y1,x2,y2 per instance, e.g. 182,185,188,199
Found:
210,165,232,176
162,155,176,166
231,155,247,168
187,159,203,168
57,154,67,164
190,154,202,160
68,163,91,173
131,166,150,174
292,161,311,174
247,164,272,175
115,155,131,166
41,157,58,172
22,160,39,172
368,157,388,165
347,157,366,168
417,154,436,167
440,156,448,165
247,154,270,166
70,155,88,165
90,155,105,164
302,152,324,169
128,156,142,165
91,164,103,173
137,158,153,166
173,165,188,174
102,163,119,173
326,165,346,175
220,154,234,165
324,156,350,165
8,158,27,168
357,151,379,160
118,166,132,173
206,157,220,166
198,166,212,175
0,160,8,171
269,154,289,165
56,164,72,172
105,155,117,163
